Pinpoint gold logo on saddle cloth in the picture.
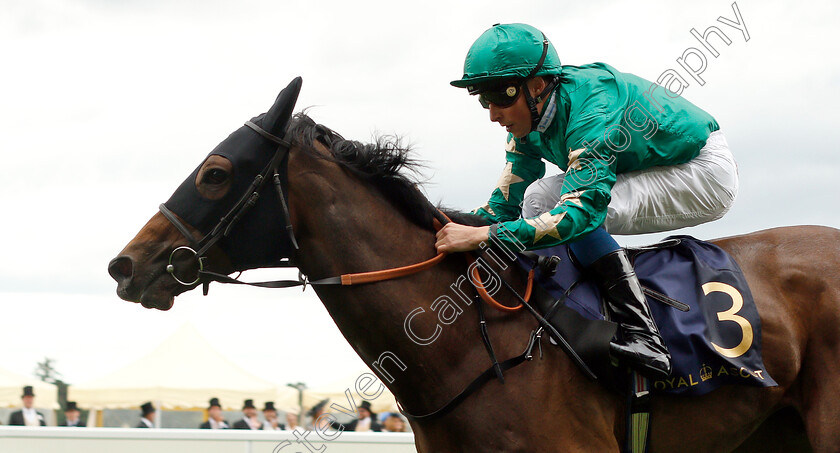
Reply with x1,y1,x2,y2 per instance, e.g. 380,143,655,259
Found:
653,365,768,391
700,364,713,382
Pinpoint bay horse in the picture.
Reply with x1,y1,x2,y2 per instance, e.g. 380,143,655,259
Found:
108,79,840,452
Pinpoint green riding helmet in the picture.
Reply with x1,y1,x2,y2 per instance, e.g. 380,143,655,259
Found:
451,23,562,93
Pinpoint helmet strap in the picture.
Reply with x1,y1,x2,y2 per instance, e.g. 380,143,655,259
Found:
522,75,561,139
519,32,558,140
524,33,550,79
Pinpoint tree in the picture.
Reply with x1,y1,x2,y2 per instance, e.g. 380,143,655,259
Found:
34,357,62,384
35,357,68,411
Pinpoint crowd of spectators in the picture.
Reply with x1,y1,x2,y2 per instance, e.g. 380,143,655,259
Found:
4,386,406,432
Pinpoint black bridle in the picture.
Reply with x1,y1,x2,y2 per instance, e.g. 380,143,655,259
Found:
159,120,298,287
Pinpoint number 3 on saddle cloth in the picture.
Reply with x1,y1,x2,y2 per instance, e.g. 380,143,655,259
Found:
519,235,778,396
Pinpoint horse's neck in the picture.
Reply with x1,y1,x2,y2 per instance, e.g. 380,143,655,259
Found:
287,151,538,413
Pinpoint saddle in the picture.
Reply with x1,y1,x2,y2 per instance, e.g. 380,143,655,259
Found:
517,236,777,396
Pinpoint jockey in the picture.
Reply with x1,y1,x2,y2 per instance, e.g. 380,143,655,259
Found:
436,23,739,379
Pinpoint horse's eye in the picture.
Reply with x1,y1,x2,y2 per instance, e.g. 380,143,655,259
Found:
202,168,229,185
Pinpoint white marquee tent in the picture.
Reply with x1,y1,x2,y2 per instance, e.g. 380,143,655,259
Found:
70,324,297,411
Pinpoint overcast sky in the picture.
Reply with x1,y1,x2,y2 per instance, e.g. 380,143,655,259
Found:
1,0,838,398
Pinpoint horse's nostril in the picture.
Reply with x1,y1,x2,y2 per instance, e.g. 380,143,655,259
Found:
108,256,134,282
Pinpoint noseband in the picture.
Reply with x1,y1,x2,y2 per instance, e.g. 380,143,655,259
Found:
159,120,298,287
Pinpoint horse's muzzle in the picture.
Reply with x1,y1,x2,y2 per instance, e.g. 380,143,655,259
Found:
108,256,134,289
108,255,175,310
109,254,145,303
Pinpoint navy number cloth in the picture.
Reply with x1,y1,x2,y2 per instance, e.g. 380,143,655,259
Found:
527,235,777,396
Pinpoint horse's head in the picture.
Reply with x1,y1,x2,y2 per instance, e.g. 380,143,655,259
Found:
108,77,303,310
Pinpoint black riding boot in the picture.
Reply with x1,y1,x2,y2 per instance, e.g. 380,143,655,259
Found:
588,249,672,379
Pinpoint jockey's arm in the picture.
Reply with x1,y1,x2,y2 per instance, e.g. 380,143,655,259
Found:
472,137,545,223
492,144,616,252
435,152,613,254
484,95,620,252
435,137,544,254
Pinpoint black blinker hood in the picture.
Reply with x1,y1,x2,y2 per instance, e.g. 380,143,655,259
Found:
162,77,302,270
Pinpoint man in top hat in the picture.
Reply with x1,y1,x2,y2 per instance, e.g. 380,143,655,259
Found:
330,400,380,432
199,397,229,429
136,402,156,428
8,386,46,426
261,401,285,430
232,399,261,430
59,401,85,427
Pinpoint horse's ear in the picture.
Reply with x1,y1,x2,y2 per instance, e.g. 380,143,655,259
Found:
263,76,303,137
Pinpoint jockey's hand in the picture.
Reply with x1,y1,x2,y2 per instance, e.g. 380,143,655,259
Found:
435,223,491,253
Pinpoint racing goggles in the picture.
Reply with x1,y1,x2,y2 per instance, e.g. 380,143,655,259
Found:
478,84,522,109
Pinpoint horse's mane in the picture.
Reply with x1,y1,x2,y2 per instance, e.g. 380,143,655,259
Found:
286,113,489,229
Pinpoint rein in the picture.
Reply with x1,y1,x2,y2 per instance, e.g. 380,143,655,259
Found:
159,119,545,422
193,212,533,312
161,119,533,310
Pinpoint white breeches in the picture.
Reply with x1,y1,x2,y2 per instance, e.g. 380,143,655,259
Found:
522,130,739,235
